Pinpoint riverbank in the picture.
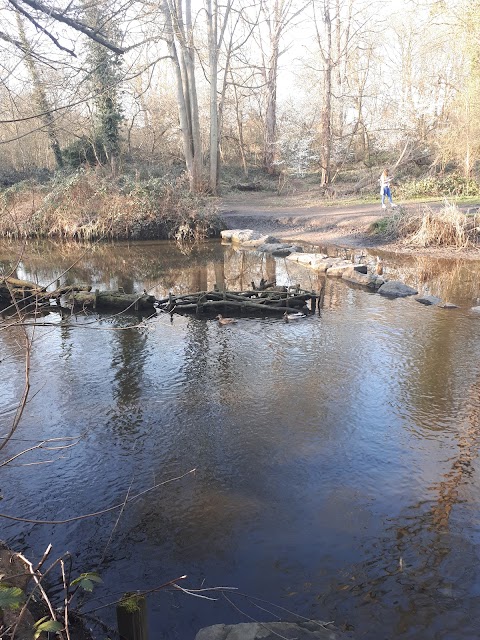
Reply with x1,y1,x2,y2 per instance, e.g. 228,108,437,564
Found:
220,192,480,260
0,169,222,241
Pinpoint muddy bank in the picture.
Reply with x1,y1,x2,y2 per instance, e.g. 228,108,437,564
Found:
219,194,480,259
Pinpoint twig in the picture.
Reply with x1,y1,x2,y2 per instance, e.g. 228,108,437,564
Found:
83,575,188,614
34,544,52,572
0,468,196,524
222,593,292,640
98,473,135,566
0,437,81,469
61,559,71,640
235,593,334,631
172,584,218,601
12,550,65,640
0,282,31,452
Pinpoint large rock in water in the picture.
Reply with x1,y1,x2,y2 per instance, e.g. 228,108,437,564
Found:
220,230,278,246
256,243,304,256
415,295,442,306
327,262,367,277
377,281,418,298
342,266,384,290
195,621,354,640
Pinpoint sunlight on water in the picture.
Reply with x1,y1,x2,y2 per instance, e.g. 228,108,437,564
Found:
0,240,480,639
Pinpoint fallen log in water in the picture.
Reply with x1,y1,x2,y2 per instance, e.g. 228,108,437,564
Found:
67,290,156,311
0,276,45,306
0,276,46,290
0,278,92,309
160,286,320,316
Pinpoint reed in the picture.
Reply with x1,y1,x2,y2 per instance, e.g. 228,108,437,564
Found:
371,202,479,248
0,169,222,241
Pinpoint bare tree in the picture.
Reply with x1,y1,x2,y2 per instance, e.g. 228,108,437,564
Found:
257,0,307,175
162,0,203,192
14,12,64,168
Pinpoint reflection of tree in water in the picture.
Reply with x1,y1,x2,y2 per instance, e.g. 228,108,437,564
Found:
0,239,226,294
324,375,480,638
372,252,480,304
107,320,147,436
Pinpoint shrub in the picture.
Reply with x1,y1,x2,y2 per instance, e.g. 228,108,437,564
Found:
369,202,479,248
62,136,107,168
0,168,223,241
397,174,480,199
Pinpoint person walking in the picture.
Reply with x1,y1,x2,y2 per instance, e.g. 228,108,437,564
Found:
380,168,397,209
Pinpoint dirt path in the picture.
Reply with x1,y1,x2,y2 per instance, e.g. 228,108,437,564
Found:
220,192,400,248
219,193,480,258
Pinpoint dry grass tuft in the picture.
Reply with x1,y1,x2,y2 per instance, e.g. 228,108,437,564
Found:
0,168,222,241
371,202,479,248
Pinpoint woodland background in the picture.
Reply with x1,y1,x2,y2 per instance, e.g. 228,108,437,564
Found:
1,0,479,200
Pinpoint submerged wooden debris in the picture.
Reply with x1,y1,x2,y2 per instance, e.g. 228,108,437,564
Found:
158,282,322,317
66,290,155,311
0,276,91,308
0,275,155,313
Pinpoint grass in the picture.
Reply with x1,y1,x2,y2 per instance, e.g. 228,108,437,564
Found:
0,168,223,241
369,201,480,248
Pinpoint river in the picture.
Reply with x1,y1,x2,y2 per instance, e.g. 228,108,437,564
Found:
1,239,479,639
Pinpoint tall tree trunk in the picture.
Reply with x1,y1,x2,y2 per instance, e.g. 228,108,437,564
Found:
16,14,63,169
232,79,248,177
320,5,332,186
163,0,202,192
262,0,284,175
263,49,278,174
207,0,219,193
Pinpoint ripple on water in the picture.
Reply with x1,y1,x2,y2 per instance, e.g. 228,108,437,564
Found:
1,244,480,640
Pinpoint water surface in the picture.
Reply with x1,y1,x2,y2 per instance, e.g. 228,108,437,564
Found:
1,240,479,639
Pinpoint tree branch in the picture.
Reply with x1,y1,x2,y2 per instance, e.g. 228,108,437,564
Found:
6,0,126,53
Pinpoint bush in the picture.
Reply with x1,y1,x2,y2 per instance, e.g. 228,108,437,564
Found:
369,202,479,248
0,168,223,241
397,174,480,199
62,136,107,168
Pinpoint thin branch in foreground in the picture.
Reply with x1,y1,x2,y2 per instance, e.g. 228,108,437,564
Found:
221,593,291,640
83,575,188,614
0,468,196,524
235,593,334,631
0,436,82,469
12,549,65,640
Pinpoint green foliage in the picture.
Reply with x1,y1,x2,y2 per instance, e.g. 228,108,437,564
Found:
398,174,480,199
119,593,143,613
369,217,393,235
0,584,24,611
33,616,64,639
70,571,103,592
0,168,223,241
88,29,123,162
63,136,107,168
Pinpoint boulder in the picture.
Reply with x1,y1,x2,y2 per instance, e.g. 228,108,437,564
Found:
286,253,332,272
287,252,327,263
471,306,480,313
242,235,279,248
377,281,418,298
256,243,304,256
438,302,459,309
415,295,442,306
335,264,368,277
195,621,353,640
272,244,304,256
342,269,384,290
326,261,360,277
220,230,278,245
220,229,254,242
